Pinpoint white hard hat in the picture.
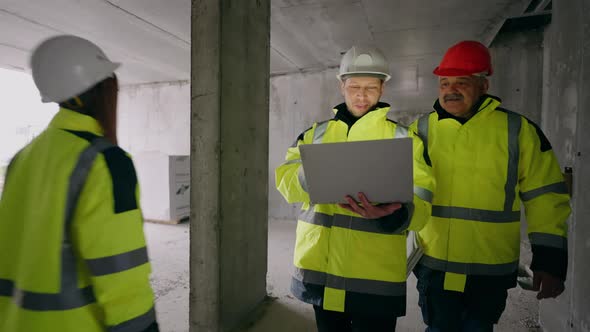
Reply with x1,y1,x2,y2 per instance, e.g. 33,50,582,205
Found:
30,35,120,103
337,46,391,82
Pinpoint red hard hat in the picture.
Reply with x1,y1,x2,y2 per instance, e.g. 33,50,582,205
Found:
433,40,493,76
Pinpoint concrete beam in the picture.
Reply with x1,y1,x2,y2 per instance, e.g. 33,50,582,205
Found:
190,1,270,331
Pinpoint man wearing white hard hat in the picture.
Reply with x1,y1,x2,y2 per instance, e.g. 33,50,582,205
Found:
0,35,159,332
275,46,434,331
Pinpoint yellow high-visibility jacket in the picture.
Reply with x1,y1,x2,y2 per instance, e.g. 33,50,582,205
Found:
0,108,157,332
410,95,570,290
275,102,434,316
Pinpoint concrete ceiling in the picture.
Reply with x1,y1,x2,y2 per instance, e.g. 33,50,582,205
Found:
0,0,533,87
0,0,190,84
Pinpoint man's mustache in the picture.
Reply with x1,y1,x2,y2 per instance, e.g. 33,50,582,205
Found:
444,93,464,102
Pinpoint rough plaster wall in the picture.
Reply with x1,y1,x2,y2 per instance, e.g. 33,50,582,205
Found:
116,81,190,222
539,0,590,331
490,29,545,123
268,69,429,222
485,26,549,328
118,81,190,156
269,69,341,221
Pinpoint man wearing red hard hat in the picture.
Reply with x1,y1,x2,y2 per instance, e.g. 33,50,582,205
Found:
410,40,570,331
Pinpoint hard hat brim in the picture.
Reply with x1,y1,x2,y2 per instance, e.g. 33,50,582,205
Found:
337,71,391,82
433,66,491,77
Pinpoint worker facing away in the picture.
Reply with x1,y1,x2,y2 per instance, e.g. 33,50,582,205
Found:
410,40,570,332
276,45,435,332
0,35,159,332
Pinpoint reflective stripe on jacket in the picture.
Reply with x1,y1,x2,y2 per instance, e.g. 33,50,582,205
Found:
275,102,434,315
0,108,156,332
410,95,570,283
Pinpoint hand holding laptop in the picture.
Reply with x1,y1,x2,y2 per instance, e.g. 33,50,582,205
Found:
299,138,414,205
339,192,402,218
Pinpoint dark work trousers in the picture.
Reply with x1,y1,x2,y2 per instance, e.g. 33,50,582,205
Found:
414,265,509,332
313,305,397,332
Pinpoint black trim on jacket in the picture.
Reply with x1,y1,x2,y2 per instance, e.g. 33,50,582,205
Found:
291,278,406,317
530,245,568,280
63,130,138,214
414,264,518,291
497,107,553,152
377,205,409,233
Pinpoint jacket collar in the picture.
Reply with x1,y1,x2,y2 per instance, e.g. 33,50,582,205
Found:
433,94,501,124
332,102,391,127
48,107,104,136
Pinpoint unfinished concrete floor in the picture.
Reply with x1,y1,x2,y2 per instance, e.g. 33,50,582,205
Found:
145,220,547,332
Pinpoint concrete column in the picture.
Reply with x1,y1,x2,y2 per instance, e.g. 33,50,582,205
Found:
539,0,590,330
190,1,270,331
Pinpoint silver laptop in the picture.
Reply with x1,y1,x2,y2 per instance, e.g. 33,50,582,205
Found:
299,138,413,205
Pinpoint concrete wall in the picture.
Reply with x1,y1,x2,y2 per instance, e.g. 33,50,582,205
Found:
486,2,590,330
268,69,429,222
486,23,553,329
117,81,190,222
118,81,190,156
489,28,545,123
539,0,590,330
269,69,341,221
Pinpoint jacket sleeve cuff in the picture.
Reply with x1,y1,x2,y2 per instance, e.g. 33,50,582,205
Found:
141,322,160,332
377,203,411,234
530,244,568,280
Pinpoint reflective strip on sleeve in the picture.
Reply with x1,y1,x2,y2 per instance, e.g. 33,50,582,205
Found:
280,155,304,192
419,255,519,276
414,186,433,203
108,307,157,332
520,182,569,202
293,267,406,297
0,279,96,311
529,232,568,250
283,158,302,165
86,247,149,276
298,167,308,192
